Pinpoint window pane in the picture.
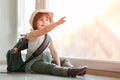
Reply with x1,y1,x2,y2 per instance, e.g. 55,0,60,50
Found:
49,0,120,61
19,0,35,34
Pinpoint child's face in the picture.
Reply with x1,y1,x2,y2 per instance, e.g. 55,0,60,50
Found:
37,15,50,30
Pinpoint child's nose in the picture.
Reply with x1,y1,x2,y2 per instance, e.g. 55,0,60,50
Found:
43,21,46,24
43,20,47,24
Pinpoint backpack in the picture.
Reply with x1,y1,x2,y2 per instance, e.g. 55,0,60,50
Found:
6,34,51,72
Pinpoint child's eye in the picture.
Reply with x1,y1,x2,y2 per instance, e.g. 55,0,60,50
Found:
46,18,49,21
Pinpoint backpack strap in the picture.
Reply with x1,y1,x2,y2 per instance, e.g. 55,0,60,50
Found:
17,34,51,71
32,34,51,57
13,37,28,52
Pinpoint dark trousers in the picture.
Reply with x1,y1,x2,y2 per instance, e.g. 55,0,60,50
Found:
31,58,74,77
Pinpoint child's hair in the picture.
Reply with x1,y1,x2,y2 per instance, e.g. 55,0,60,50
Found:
32,12,53,30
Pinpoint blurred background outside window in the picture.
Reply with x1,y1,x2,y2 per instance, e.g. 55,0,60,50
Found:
20,0,120,61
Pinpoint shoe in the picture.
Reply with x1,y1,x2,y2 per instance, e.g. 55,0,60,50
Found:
77,66,87,76
78,70,86,76
68,66,87,77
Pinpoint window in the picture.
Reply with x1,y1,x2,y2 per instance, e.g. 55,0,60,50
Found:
18,0,35,35
49,0,120,62
18,0,120,72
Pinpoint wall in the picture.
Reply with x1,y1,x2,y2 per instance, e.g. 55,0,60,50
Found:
0,0,17,61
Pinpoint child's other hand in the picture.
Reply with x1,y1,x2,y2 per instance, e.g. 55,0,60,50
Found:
13,48,18,53
57,16,66,25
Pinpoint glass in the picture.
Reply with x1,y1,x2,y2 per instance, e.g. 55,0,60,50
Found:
19,0,35,35
49,0,120,61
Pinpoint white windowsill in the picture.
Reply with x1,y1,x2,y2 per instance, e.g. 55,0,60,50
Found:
63,57,120,72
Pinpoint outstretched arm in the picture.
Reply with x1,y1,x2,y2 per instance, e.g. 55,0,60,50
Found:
30,16,66,40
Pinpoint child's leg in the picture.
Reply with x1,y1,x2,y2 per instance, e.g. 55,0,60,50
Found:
31,61,68,77
31,60,87,77
60,58,74,67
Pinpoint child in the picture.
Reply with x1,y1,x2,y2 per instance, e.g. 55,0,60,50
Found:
25,9,87,77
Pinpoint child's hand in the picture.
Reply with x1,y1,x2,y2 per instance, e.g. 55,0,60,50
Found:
57,16,66,25
13,48,18,53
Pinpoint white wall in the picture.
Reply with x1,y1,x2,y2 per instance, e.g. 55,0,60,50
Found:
0,0,17,61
